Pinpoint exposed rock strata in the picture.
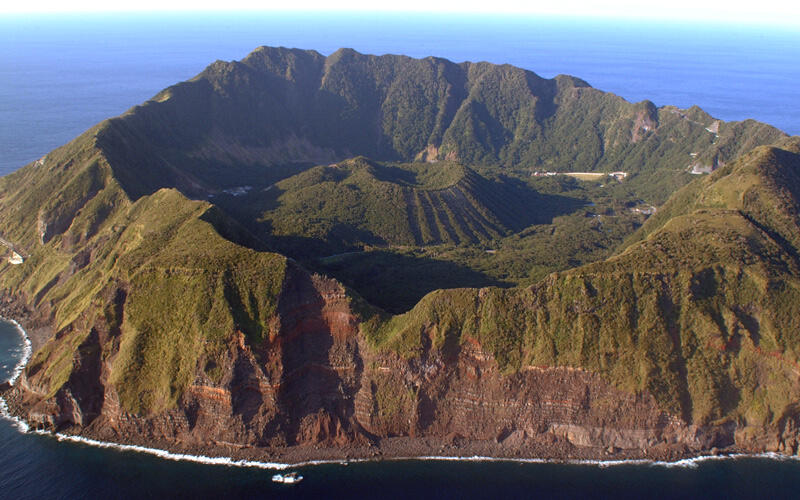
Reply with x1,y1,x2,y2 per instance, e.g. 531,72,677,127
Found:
4,264,798,463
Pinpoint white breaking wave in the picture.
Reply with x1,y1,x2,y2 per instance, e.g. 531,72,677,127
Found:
41,432,291,471
402,455,678,468
650,452,800,469
384,452,800,469
0,395,30,433
4,317,32,386
1,317,33,433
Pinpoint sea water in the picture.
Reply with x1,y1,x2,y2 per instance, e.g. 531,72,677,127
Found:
2,13,800,498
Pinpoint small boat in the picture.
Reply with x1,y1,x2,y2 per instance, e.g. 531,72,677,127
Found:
272,471,303,484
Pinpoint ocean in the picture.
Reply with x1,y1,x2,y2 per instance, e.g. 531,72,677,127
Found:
2,12,800,498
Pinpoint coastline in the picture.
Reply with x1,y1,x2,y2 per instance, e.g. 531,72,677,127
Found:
5,318,31,386
2,315,798,472
13,419,800,472
0,316,31,433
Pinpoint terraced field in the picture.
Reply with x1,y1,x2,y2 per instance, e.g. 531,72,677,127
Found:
211,157,585,257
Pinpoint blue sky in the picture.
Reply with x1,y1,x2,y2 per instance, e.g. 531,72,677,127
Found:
2,1,799,27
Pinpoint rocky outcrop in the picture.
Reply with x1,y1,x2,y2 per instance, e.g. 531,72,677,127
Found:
630,101,659,143
5,264,369,450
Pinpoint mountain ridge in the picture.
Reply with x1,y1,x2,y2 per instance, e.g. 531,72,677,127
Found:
91,46,786,201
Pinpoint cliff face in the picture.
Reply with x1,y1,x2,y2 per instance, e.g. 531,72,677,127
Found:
7,261,783,459
10,208,800,459
2,267,720,457
5,237,800,459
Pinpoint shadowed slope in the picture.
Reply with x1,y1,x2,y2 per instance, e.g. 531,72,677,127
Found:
219,157,583,258
87,46,785,204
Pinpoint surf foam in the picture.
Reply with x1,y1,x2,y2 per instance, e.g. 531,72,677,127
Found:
0,395,30,433
4,318,31,386
0,317,32,433
42,432,291,470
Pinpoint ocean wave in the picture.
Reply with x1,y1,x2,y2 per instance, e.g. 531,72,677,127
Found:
401,455,659,468
38,432,292,470
649,452,800,469
0,395,30,433
359,452,800,469
4,408,800,473
0,317,32,434
3,317,32,386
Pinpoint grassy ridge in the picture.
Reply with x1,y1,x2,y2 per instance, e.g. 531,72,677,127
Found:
0,154,289,414
625,138,800,253
364,209,800,426
363,144,800,426
21,188,287,414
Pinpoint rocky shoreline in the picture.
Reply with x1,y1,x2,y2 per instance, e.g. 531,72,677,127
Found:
0,384,766,467
3,283,799,468
0,411,743,469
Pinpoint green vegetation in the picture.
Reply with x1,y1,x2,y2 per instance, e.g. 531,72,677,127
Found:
210,156,652,311
1,170,288,414
54,46,787,316
85,47,785,204
363,202,800,425
255,158,580,249
0,46,797,432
